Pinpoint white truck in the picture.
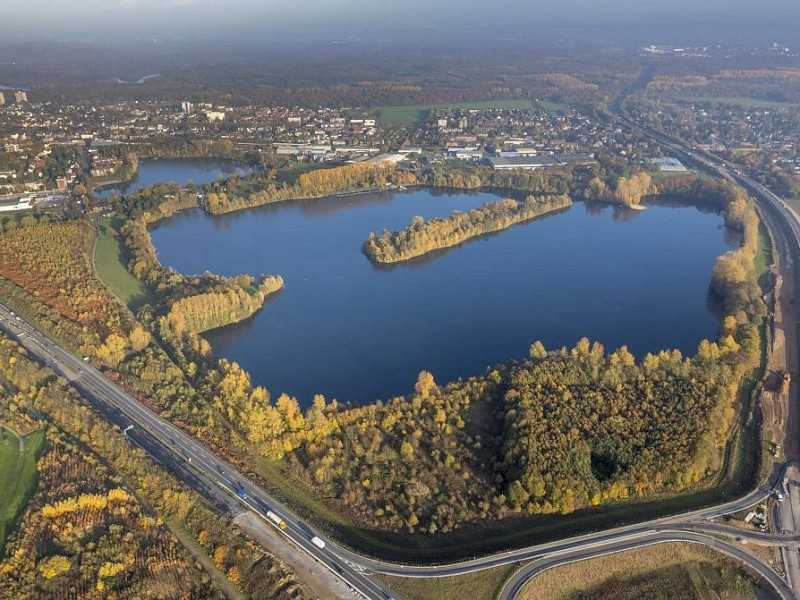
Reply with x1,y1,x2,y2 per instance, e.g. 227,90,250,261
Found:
311,536,326,549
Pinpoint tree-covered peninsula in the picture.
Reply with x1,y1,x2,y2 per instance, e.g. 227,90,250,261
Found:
363,194,572,264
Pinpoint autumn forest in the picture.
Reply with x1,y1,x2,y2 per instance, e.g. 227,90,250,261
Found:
0,154,769,593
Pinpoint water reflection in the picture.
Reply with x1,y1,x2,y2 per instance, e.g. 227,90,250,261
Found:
95,158,256,198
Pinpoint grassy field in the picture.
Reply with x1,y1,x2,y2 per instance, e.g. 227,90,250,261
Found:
649,169,693,180
519,542,757,600
536,100,569,112
0,426,44,554
375,99,565,127
94,218,153,310
377,562,521,600
682,96,800,109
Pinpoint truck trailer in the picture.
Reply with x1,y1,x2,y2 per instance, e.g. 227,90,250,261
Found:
266,511,287,529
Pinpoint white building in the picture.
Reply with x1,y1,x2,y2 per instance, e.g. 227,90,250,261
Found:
0,197,35,212
365,153,406,165
649,157,688,172
488,156,558,170
205,111,226,122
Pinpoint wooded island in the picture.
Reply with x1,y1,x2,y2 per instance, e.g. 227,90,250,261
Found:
363,194,572,264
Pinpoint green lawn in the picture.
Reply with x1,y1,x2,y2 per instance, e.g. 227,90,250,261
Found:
94,218,153,310
375,99,563,127
681,96,800,109
0,426,44,554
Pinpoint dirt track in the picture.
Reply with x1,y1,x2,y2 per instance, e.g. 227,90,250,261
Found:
762,202,800,466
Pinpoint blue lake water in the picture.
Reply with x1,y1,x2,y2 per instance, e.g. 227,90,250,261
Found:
151,188,734,406
95,158,255,198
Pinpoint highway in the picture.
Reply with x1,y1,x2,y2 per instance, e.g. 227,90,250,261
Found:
776,470,800,592
3,117,800,599
0,305,396,600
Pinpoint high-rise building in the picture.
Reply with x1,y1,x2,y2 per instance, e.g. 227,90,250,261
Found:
14,91,27,103
180,101,194,115
0,92,5,105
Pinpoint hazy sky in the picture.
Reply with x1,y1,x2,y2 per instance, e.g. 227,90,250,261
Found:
4,0,799,41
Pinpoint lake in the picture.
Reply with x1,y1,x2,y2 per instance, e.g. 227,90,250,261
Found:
95,158,255,198
151,188,734,406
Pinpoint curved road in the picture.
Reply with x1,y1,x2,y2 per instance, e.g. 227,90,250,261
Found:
498,532,794,600
1,121,799,599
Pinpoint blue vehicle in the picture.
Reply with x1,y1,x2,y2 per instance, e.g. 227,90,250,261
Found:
236,487,248,500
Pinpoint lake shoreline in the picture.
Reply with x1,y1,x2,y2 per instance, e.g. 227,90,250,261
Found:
93,157,256,199
150,186,733,406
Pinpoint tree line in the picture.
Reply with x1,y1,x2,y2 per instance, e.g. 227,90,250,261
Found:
203,162,416,215
421,163,577,196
